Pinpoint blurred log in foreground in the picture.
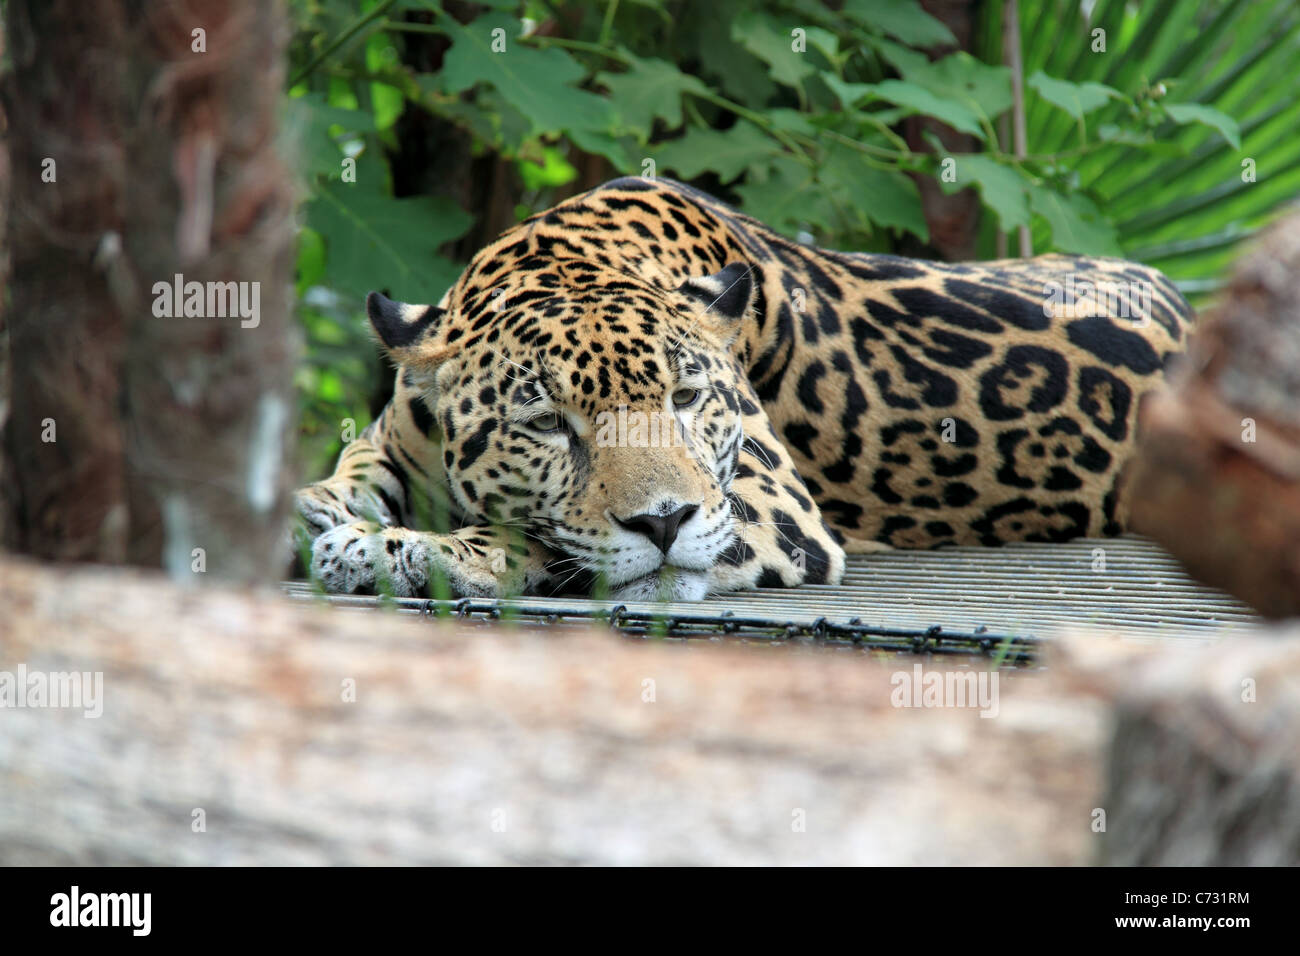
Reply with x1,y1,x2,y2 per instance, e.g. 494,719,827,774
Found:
0,556,1103,865
1088,638,1300,866
1127,209,1300,617
1,0,297,582
3,556,1299,865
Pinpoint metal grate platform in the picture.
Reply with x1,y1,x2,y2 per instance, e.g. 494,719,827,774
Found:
282,536,1261,665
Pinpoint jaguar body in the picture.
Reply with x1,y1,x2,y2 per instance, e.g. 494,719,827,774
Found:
295,176,1193,600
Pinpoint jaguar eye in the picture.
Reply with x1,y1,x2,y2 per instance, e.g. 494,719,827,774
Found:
672,387,701,408
528,412,562,432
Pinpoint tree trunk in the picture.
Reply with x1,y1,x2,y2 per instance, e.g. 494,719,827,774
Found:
2,1,133,562
1091,637,1300,865
1126,209,1300,617
1,0,297,583
0,21,11,550
900,0,982,261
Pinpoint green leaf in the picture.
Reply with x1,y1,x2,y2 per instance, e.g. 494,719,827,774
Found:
864,35,932,77
1096,124,1156,146
318,369,344,403
295,226,326,295
912,53,1013,120
436,13,615,136
519,146,578,190
944,155,1031,231
285,93,374,179
864,45,1012,126
821,72,876,109
1028,185,1122,256
596,55,709,142
690,33,776,105
425,86,533,155
734,156,831,234
803,27,841,62
867,80,986,138
766,108,819,137
327,75,361,112
306,182,472,304
844,0,956,47
731,11,816,88
652,123,778,181
567,127,637,172
1028,71,1125,120
365,32,405,132
1163,103,1242,149
820,143,929,241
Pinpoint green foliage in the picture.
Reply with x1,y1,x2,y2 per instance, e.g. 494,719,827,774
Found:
307,176,470,303
286,0,1300,462
595,54,708,142
1001,0,1300,293
1027,71,1124,120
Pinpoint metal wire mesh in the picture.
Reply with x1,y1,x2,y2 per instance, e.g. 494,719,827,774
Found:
282,535,1261,667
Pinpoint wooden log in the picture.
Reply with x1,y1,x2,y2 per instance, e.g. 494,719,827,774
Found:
1126,209,1300,617
0,556,1103,865
5,557,1297,865
1072,636,1300,865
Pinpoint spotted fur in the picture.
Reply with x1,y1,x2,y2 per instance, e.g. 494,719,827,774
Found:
295,176,1193,600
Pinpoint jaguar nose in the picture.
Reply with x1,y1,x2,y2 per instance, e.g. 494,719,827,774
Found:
614,504,699,554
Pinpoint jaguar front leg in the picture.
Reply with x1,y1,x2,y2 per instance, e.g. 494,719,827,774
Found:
309,521,555,598
292,429,406,558
708,376,848,593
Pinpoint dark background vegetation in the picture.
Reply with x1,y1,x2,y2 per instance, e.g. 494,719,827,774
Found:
287,0,1300,479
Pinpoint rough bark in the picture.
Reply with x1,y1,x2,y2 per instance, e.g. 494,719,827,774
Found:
901,0,981,261
2,0,133,562
1,0,297,583
4,556,1298,865
0,21,10,549
0,556,1101,866
1078,637,1300,865
1126,209,1300,617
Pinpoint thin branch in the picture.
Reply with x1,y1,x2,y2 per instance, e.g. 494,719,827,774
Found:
291,0,399,87
519,35,631,63
599,0,620,48
1004,0,1032,255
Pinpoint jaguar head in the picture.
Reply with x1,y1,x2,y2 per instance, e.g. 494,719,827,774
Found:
367,260,756,601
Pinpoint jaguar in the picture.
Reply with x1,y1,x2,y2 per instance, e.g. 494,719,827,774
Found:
294,176,1193,601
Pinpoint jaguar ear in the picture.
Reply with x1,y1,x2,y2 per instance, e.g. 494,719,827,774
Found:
366,291,452,368
676,262,753,341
